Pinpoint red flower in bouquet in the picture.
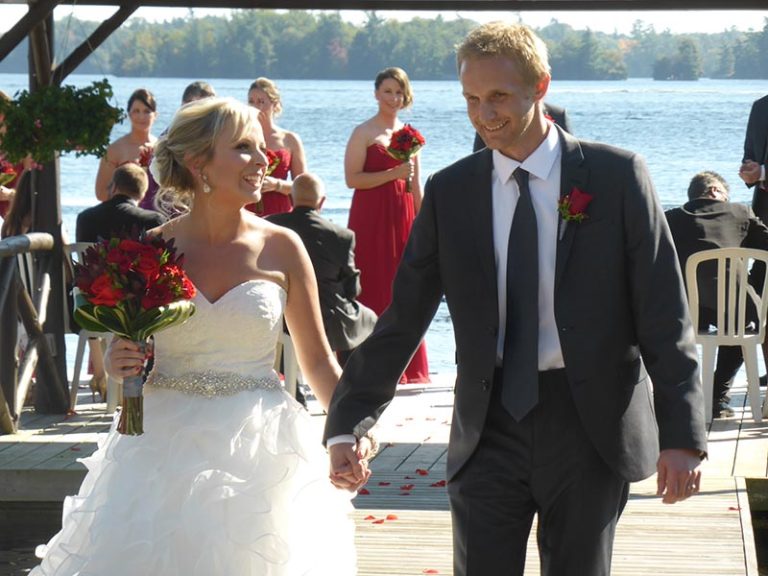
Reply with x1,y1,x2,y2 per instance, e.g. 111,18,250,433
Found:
254,149,282,214
558,187,594,223
73,232,197,435
387,124,425,192
0,158,17,187
138,145,153,168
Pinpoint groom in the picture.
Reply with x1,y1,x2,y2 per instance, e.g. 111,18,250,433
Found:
325,22,707,576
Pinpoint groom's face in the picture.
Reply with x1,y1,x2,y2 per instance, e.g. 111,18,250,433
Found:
460,54,548,161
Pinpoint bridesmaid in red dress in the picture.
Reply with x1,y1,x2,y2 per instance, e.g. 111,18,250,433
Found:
246,78,306,216
344,67,430,383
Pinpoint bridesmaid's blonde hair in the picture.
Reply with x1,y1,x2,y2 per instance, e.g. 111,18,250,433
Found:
249,77,283,117
152,97,260,214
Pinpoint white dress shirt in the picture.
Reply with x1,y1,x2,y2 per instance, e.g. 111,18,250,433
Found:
493,125,565,370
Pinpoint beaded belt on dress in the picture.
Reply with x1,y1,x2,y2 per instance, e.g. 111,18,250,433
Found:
146,370,282,398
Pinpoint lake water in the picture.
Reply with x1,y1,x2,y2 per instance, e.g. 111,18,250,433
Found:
2,74,767,373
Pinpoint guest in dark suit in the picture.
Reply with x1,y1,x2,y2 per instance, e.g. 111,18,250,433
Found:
76,163,165,243
666,171,768,418
76,163,165,400
741,94,768,222
267,173,376,367
473,102,572,152
325,22,706,576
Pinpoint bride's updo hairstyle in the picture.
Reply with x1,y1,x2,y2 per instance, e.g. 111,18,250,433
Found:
152,97,260,215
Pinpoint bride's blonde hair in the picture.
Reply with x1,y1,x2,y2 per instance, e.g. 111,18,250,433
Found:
152,97,260,215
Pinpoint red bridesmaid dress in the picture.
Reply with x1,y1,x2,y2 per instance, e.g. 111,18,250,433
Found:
246,148,293,217
347,143,430,383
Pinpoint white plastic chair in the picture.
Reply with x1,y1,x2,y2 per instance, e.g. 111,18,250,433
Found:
66,242,120,413
685,247,768,423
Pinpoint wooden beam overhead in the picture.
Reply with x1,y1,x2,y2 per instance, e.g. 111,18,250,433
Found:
0,0,766,9
0,0,58,64
51,4,139,85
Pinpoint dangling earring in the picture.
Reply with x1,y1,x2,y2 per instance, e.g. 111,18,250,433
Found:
201,172,211,194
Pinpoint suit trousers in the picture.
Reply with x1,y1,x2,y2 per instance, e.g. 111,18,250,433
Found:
447,369,629,576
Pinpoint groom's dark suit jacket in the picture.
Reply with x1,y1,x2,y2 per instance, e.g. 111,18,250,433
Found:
324,126,707,482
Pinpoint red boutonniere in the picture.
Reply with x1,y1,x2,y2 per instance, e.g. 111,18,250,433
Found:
558,187,593,223
544,113,554,123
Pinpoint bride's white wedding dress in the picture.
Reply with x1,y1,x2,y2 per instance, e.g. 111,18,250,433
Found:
31,280,356,575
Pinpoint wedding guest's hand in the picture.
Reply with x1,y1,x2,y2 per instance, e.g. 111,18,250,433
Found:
106,337,147,379
328,442,371,492
656,448,702,504
739,160,761,185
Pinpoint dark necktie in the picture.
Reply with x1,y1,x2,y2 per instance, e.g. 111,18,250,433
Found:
501,168,539,421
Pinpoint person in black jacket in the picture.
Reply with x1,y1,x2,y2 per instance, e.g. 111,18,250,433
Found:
76,163,165,243
75,162,165,401
267,173,376,367
666,171,768,418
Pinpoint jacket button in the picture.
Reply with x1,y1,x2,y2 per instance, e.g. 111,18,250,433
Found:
481,379,490,391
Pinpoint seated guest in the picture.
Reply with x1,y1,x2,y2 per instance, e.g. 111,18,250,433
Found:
77,163,165,243
666,171,768,418
472,101,572,152
267,173,377,368
76,163,165,401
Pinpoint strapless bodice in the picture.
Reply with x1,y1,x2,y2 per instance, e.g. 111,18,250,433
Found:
151,280,286,380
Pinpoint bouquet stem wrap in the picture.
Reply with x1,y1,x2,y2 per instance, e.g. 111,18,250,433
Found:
117,340,147,436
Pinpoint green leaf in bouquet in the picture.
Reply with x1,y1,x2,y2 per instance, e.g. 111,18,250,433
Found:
73,292,132,338
133,300,197,342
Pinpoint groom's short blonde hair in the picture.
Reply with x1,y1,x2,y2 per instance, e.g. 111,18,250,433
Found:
456,22,551,89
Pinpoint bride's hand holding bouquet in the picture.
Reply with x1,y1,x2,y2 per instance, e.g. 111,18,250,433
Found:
73,232,196,435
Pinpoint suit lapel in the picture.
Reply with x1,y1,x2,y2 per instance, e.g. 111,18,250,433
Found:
555,128,589,289
469,149,498,304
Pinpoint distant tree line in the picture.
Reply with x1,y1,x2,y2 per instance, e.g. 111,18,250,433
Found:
1,10,767,81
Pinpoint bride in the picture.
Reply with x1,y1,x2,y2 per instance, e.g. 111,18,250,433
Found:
30,97,369,575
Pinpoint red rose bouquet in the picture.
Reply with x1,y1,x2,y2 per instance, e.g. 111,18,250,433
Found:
0,159,17,187
255,148,281,214
387,124,425,192
73,233,196,435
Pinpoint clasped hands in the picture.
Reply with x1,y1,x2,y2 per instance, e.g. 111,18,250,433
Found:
328,436,376,492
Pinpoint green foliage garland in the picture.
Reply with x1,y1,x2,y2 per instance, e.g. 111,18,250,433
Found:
0,79,124,164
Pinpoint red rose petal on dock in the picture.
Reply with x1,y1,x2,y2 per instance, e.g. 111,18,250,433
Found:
386,514,399,520
423,570,440,574
416,468,429,476
358,488,370,495
378,481,391,486
728,506,741,511
364,515,376,520
430,480,447,487
400,484,415,490
399,492,411,496
372,519,385,524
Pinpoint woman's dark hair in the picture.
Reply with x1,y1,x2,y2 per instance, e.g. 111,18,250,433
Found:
127,88,157,113
1,170,33,238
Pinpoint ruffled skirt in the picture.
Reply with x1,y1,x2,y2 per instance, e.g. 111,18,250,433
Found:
30,386,356,575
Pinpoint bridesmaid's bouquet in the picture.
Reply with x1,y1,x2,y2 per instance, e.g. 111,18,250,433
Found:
73,233,196,435
387,124,426,192
0,159,17,187
255,148,281,214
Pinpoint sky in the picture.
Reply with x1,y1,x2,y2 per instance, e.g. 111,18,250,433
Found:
0,6,765,35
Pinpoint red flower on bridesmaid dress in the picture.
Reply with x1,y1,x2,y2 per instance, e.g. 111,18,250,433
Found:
558,187,593,223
